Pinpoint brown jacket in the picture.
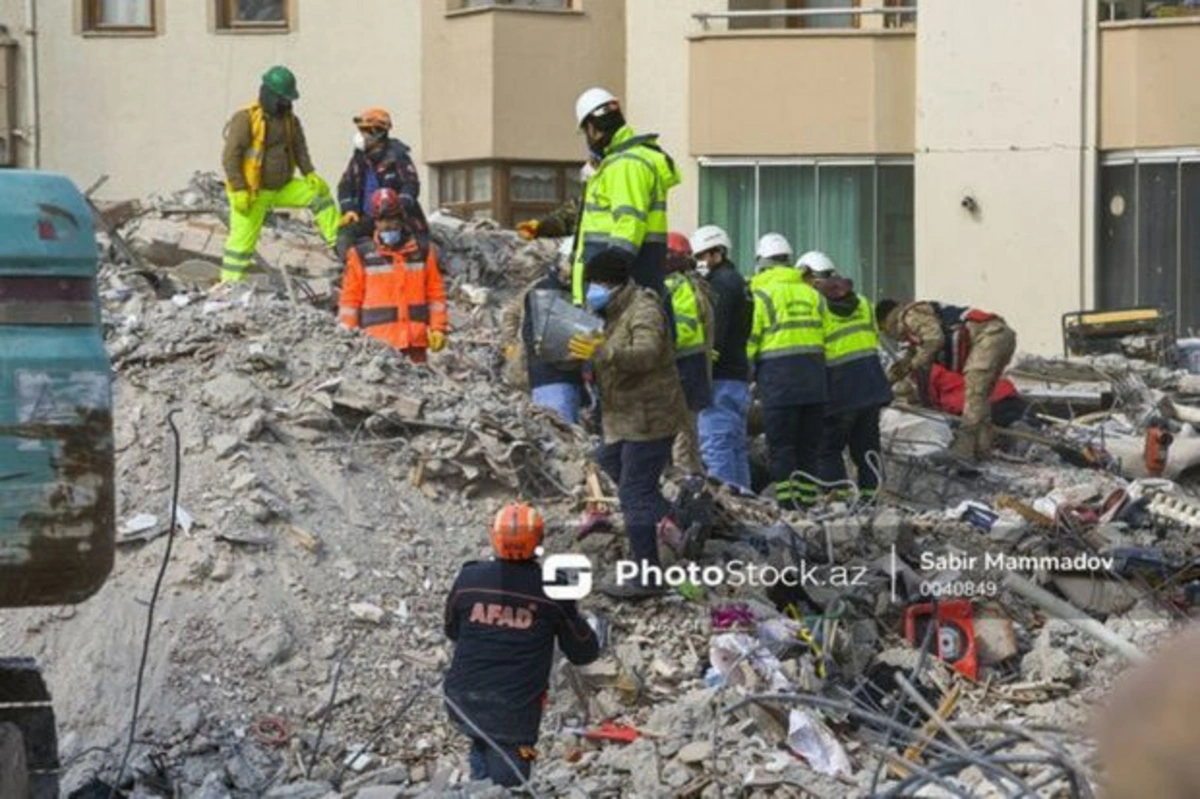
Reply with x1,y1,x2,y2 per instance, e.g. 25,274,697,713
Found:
222,107,315,192
594,284,686,443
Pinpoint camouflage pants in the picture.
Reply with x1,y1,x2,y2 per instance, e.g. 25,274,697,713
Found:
952,321,1017,461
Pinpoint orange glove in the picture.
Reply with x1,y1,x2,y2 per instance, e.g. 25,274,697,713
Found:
428,330,447,353
516,220,539,241
339,211,360,228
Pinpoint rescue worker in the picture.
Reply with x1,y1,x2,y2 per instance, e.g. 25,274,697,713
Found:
877,298,1017,462
444,503,600,788
747,234,827,510
335,107,429,261
499,238,584,424
691,225,753,491
666,232,714,476
338,188,448,362
220,66,339,283
567,257,687,599
514,160,595,241
798,252,891,499
569,87,681,307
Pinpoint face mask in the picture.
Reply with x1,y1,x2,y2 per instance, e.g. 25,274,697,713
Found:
353,131,366,151
379,229,403,247
696,264,711,279
585,283,613,312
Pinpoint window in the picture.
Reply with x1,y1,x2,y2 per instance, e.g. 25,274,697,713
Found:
451,0,570,11
436,162,581,226
216,0,288,30
728,0,863,31
699,158,914,301
83,0,154,32
1101,0,1200,22
1098,153,1200,333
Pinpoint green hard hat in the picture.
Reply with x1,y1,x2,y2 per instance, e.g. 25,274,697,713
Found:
261,65,299,101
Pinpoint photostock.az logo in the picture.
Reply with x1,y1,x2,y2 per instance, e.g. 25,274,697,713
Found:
541,552,593,600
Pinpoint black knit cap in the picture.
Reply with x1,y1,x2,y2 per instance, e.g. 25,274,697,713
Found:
584,251,631,285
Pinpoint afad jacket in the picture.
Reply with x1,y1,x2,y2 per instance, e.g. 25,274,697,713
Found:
339,235,447,351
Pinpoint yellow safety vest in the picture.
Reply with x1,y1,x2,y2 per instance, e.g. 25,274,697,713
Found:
823,295,880,367
746,266,825,363
227,103,294,193
666,273,706,358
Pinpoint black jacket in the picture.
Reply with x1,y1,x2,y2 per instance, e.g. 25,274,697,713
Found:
443,559,599,745
705,261,752,382
337,139,429,234
522,270,584,390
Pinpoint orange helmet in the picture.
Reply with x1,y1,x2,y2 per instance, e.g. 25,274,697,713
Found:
353,107,393,131
490,503,545,561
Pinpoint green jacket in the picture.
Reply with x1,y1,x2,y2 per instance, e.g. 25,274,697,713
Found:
571,126,681,304
222,107,315,192
594,283,687,443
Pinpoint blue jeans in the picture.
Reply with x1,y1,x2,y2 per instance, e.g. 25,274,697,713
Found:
698,380,752,491
531,382,581,425
468,738,533,787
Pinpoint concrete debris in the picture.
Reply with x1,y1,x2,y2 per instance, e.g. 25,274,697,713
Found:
25,177,1200,798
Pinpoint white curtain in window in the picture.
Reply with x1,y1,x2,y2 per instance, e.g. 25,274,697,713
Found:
804,0,854,29
99,0,151,26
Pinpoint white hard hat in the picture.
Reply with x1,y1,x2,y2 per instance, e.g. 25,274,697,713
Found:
755,233,793,262
557,237,574,259
575,87,619,127
690,225,732,255
795,250,835,275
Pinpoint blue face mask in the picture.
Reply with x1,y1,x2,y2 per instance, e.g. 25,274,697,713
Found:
585,283,613,312
379,229,403,247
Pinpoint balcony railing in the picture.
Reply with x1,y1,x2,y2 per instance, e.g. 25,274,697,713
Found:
693,6,917,31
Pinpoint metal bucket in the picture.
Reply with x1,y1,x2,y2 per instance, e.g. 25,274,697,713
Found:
528,289,604,366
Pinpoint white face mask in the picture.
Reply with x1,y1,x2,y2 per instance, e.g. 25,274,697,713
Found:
353,131,366,151
696,264,711,279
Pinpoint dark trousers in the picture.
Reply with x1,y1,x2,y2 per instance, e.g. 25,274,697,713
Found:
820,404,883,493
762,404,825,507
596,437,672,566
468,739,533,787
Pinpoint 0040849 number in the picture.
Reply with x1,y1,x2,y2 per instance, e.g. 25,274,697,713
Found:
918,580,999,599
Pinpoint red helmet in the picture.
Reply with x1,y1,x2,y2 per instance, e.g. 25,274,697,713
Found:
490,503,545,561
666,231,693,274
369,187,405,220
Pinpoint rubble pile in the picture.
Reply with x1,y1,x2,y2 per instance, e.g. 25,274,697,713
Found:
8,182,1200,797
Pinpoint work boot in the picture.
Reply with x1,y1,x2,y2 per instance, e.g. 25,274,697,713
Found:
600,579,666,601
577,509,614,539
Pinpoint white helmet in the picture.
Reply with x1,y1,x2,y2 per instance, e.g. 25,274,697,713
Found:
575,87,619,127
690,225,732,255
755,233,793,262
795,250,835,275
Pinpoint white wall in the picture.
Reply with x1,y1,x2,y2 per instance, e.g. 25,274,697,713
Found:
27,0,423,201
914,0,1092,354
623,0,725,234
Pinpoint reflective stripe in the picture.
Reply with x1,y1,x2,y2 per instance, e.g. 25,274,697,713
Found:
338,305,358,317
365,263,393,275
759,345,824,360
584,203,608,213
409,304,429,323
221,261,250,275
651,201,667,211
612,205,647,221
429,301,446,312
643,232,667,244
361,307,398,327
826,349,879,367
754,289,777,329
826,322,875,343
675,313,700,330
772,320,822,333
223,247,253,261
610,237,639,254
405,259,426,272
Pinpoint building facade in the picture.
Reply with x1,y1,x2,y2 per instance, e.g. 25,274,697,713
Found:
1,0,1198,352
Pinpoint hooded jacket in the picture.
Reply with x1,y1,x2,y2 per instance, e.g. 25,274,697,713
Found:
571,125,682,304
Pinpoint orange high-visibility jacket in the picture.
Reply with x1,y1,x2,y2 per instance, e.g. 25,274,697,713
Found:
339,237,448,351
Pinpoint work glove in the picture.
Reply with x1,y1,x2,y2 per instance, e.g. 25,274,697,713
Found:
568,333,604,361
305,172,330,196
428,330,447,353
230,190,252,216
516,219,539,241
710,348,720,363
339,211,360,228
887,359,912,384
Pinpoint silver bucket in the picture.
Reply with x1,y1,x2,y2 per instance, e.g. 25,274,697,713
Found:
529,289,604,366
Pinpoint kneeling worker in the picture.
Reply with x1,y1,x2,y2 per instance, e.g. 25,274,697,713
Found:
444,503,600,788
339,188,448,362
